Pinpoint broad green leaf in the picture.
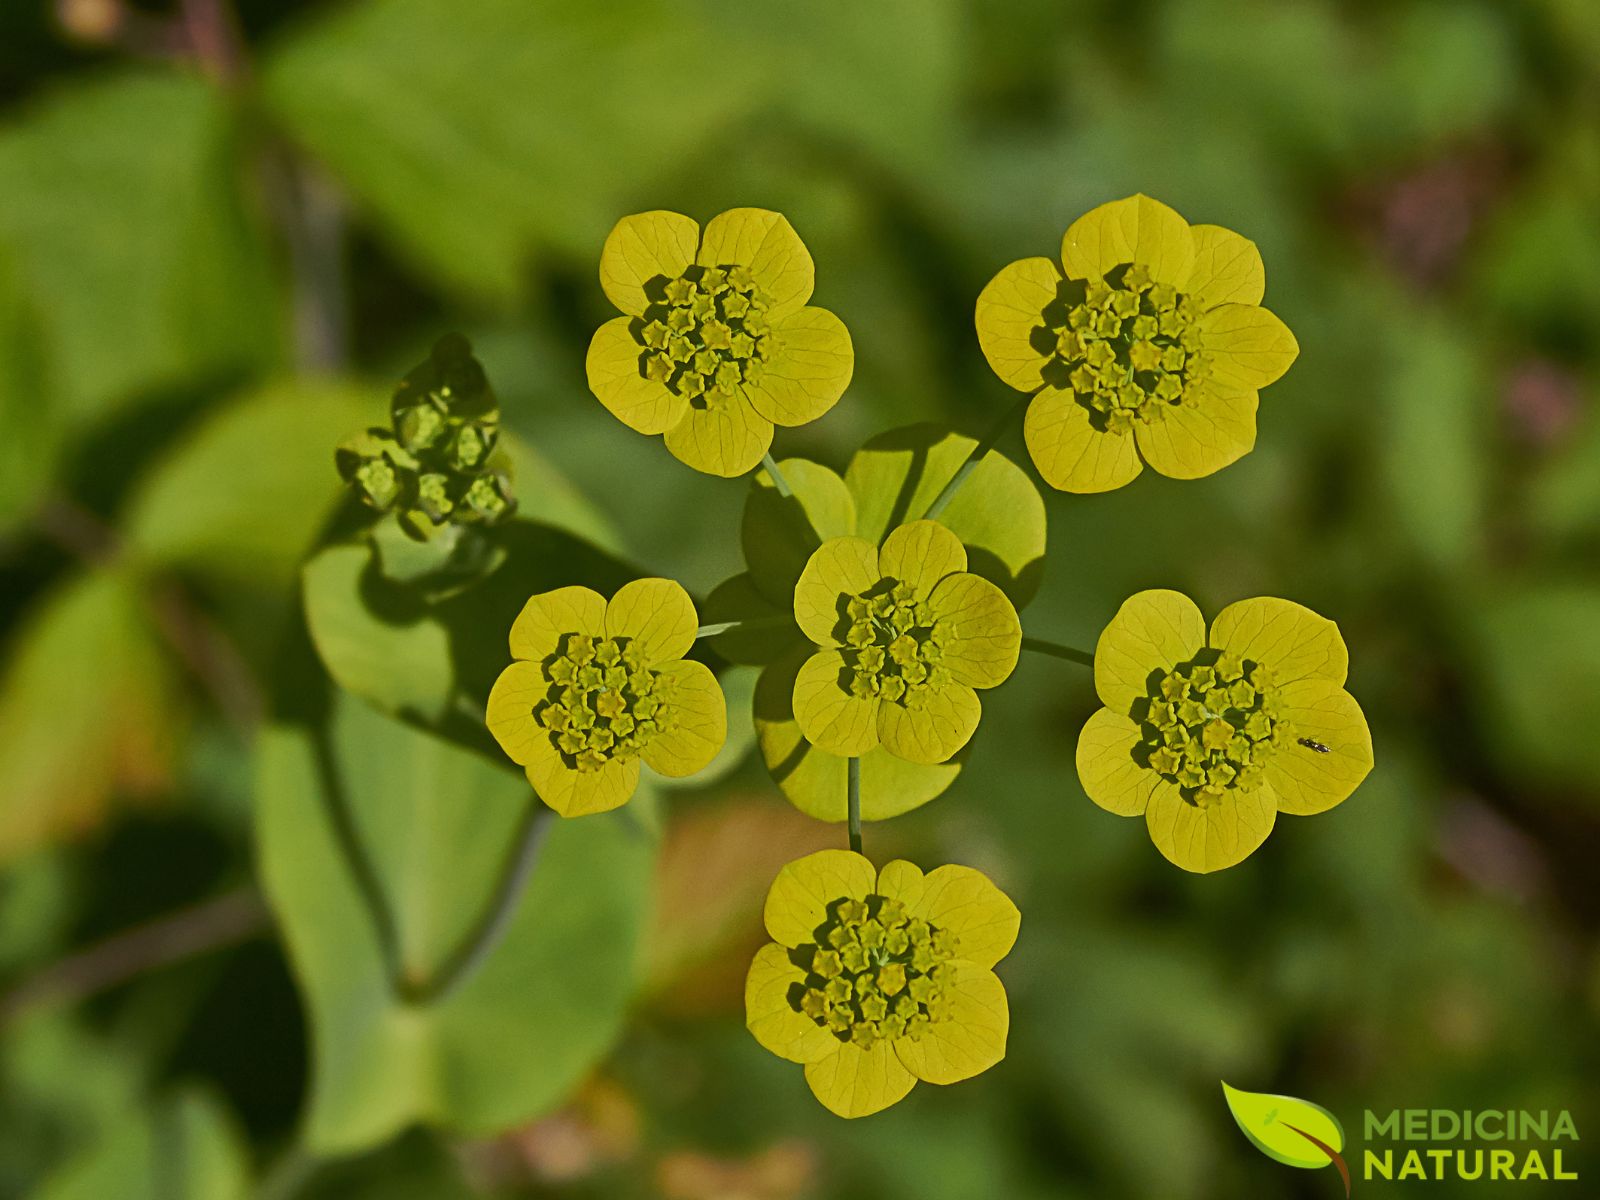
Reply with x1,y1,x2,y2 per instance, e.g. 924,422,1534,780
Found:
1221,1082,1345,1170
261,0,751,300
124,380,371,589
0,70,277,426
1378,304,1487,570
1472,583,1600,789
28,1088,247,1200
0,572,182,864
845,424,1047,608
256,692,654,1151
742,458,856,609
302,516,637,730
0,247,58,531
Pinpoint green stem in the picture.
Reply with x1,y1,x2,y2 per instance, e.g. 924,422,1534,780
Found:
847,757,862,853
695,615,793,639
760,450,795,498
921,392,1031,522
1021,636,1094,667
402,800,552,1005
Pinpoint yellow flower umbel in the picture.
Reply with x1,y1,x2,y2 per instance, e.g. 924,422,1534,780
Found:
1076,590,1373,872
975,194,1298,493
746,849,1019,1118
791,521,1021,765
586,208,853,478
487,579,727,816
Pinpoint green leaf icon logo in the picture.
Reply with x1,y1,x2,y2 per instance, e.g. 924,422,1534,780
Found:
1222,1082,1351,1196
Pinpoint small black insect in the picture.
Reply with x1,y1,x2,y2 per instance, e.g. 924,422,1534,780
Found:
1297,737,1330,754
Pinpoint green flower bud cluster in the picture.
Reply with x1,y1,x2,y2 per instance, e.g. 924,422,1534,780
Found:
841,581,953,709
335,334,515,539
1055,265,1210,433
536,634,676,773
792,894,959,1049
638,265,778,408
1137,652,1289,805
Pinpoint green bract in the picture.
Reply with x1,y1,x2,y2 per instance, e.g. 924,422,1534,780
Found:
704,426,1045,819
1076,590,1374,873
335,333,515,539
792,520,1022,765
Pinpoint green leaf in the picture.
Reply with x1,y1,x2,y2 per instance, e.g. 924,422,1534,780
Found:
123,380,371,589
255,692,654,1151
28,1088,248,1200
1472,583,1600,788
261,0,751,301
0,572,182,864
742,459,856,610
302,516,638,730
845,424,1047,608
1221,1081,1344,1170
0,246,58,532
0,70,277,426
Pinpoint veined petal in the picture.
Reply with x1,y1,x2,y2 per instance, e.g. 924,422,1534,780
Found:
793,649,881,757
746,943,840,1064
879,519,967,598
1076,707,1163,816
1134,383,1259,480
662,391,773,478
974,256,1062,392
927,573,1021,689
526,748,641,818
1062,194,1196,287
485,661,548,767
1146,784,1276,874
794,536,880,646
1199,304,1298,390
509,586,607,661
874,859,926,909
763,848,876,947
599,210,701,317
893,963,1008,1086
585,317,690,436
1265,679,1373,815
1208,596,1348,685
698,208,814,320
908,866,1019,971
805,1039,917,1119
1094,589,1206,712
877,685,981,765
742,307,853,427
1186,224,1265,309
642,659,726,778
604,577,697,665
1024,386,1143,493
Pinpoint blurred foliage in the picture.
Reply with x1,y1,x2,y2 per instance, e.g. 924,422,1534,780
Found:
1,0,1599,1198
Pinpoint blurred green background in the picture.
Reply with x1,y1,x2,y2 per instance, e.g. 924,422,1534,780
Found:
2,0,1599,1197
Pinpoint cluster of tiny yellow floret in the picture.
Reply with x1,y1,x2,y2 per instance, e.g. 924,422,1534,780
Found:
1054,265,1209,431
1139,653,1289,803
536,634,676,773
792,895,960,1049
842,582,953,708
639,265,778,406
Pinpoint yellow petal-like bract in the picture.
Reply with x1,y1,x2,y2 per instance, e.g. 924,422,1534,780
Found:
486,578,727,816
587,208,853,477
975,194,1298,492
1075,589,1372,872
747,850,1018,1117
790,521,1021,765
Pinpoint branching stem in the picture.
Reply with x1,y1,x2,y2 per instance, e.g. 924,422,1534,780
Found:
847,757,863,853
1020,636,1094,667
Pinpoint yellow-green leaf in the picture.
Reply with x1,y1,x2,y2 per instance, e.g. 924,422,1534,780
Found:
1221,1082,1346,1170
